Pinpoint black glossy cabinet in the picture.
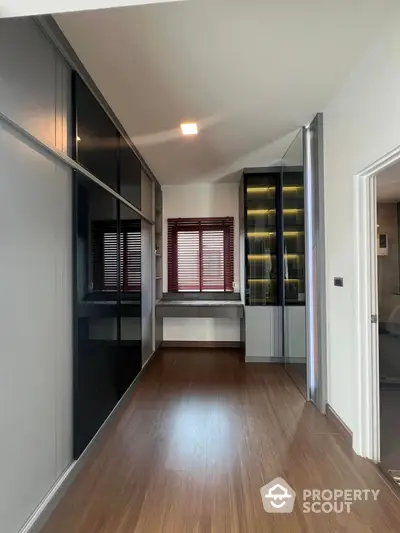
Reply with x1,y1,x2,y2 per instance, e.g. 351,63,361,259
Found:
73,74,119,191
243,167,305,306
281,168,305,304
73,174,142,457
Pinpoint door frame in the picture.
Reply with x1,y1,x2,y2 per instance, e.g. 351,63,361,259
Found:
354,144,400,460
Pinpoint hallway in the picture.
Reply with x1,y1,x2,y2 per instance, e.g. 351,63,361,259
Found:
41,349,400,532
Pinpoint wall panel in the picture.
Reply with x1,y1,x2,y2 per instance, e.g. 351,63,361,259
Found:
0,18,73,533
0,18,58,149
0,125,72,533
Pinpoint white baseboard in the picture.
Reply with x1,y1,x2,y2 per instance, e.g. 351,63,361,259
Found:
20,349,158,533
20,462,77,533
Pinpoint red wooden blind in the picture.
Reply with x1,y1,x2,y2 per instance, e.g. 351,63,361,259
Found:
168,217,234,292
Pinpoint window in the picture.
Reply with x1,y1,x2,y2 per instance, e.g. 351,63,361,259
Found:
92,220,141,292
168,217,234,292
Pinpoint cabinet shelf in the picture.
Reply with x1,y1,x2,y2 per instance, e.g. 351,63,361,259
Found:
283,186,304,193
248,253,303,261
248,254,276,259
246,185,303,194
246,186,275,194
247,208,303,216
247,231,303,237
248,278,302,283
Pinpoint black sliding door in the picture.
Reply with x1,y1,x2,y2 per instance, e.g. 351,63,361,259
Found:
120,135,141,209
73,176,143,458
73,174,119,457
73,73,119,191
119,202,142,394
72,72,143,458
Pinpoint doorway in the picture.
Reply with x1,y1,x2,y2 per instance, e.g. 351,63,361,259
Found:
355,147,400,473
376,162,400,481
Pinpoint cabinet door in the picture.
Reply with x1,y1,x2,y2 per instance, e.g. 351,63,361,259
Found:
282,169,305,305
73,174,119,458
73,73,119,191
245,173,279,305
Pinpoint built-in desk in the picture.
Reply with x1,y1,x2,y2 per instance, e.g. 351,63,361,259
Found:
156,294,244,319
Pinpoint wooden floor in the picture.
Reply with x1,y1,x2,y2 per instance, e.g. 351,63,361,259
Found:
41,349,400,533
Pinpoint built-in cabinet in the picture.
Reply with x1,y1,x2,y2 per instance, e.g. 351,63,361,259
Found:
244,170,281,305
281,167,306,304
72,72,161,458
243,168,305,306
241,166,305,363
0,16,163,533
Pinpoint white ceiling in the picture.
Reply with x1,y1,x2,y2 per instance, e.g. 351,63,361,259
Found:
377,162,400,202
56,0,399,185
0,0,182,18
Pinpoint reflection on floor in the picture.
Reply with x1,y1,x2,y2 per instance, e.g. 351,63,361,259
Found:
41,349,400,533
285,362,307,398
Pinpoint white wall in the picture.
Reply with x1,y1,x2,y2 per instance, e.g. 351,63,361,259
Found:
323,15,400,439
162,183,240,341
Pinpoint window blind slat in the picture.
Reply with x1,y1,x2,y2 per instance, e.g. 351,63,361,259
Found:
168,217,233,293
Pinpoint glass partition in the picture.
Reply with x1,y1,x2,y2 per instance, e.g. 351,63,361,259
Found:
282,130,307,397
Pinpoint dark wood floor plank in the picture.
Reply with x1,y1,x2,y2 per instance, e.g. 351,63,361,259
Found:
40,348,400,533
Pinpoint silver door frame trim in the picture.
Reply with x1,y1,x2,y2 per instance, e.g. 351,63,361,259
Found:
304,114,328,411
304,125,315,402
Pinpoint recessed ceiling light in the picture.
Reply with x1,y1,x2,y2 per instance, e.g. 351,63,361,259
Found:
180,123,198,135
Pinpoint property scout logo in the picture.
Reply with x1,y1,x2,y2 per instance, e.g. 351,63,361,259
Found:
260,478,380,514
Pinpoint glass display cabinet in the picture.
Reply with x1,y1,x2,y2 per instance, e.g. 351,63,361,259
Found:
282,171,305,305
243,169,305,306
244,171,280,306
241,161,306,375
